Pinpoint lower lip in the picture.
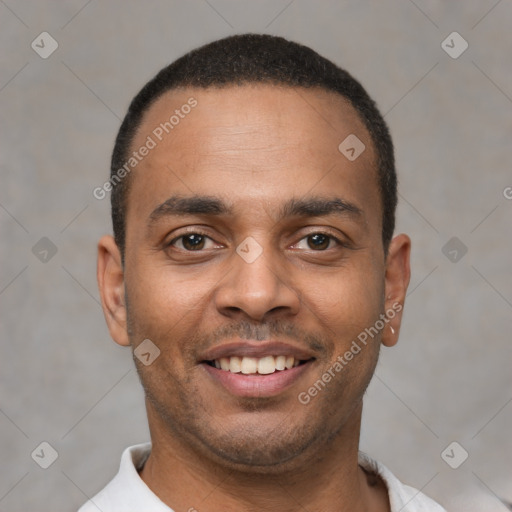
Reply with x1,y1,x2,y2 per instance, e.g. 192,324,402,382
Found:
202,361,313,397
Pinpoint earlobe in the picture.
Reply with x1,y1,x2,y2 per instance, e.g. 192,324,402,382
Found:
97,235,130,347
381,234,411,348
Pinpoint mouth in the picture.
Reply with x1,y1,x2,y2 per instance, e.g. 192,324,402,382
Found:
204,355,312,375
202,358,314,397
199,341,317,397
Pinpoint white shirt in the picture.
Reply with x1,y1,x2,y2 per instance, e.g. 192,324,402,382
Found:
78,443,446,512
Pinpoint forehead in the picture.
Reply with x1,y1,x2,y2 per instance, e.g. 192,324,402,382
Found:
134,84,372,160
126,84,379,228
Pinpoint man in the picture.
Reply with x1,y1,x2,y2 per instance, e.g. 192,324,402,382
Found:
82,34,446,511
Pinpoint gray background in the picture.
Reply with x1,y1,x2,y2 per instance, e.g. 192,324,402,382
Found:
1,1,511,511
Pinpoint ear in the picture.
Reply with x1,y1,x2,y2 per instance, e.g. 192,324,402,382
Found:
97,235,130,347
381,233,411,348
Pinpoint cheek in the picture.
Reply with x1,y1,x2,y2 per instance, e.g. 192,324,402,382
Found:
124,263,214,343
303,258,384,344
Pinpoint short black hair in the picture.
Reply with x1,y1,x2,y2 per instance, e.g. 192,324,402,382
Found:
111,33,396,258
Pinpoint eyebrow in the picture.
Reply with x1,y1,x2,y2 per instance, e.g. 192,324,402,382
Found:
279,196,362,219
147,194,363,227
148,196,230,225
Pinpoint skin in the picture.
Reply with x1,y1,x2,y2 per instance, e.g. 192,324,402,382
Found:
97,84,410,512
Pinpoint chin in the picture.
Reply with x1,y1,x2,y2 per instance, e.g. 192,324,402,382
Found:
187,415,330,474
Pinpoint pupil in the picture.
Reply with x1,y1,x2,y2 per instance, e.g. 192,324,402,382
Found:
308,234,328,250
184,234,204,250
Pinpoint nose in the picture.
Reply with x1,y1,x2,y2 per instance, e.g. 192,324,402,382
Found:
214,240,301,322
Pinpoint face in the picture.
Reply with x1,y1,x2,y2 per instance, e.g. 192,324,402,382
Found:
98,85,410,471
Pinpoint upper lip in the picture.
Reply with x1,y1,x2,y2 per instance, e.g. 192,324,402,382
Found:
200,341,316,362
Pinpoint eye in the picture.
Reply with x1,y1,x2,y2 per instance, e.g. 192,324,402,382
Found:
169,233,218,251
295,233,340,251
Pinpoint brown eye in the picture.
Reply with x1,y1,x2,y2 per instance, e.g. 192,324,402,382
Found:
183,234,205,250
173,234,208,251
307,233,330,250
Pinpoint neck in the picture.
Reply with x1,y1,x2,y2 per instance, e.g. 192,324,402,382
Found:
139,402,389,512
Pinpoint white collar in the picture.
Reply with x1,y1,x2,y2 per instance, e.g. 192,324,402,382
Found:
79,442,446,512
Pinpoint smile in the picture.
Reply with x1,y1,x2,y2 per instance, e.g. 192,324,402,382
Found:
205,355,310,375
202,357,315,397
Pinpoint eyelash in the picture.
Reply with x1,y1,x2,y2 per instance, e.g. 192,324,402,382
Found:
167,230,345,252
168,230,220,251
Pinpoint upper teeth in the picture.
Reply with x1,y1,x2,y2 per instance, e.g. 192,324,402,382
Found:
213,355,300,374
